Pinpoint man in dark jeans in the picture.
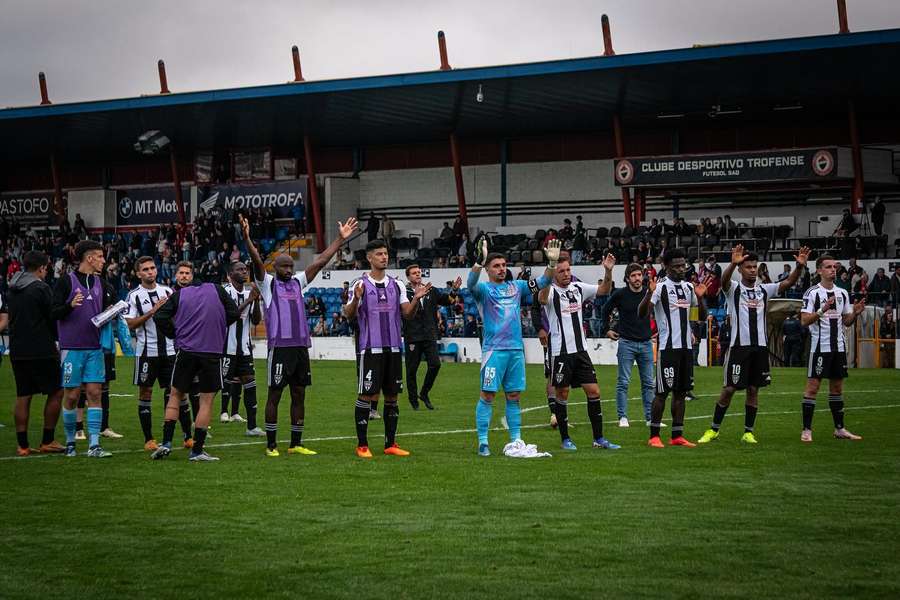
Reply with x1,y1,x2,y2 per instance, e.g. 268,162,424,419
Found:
403,264,461,410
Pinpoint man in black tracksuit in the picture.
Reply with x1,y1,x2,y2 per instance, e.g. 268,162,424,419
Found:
403,265,461,410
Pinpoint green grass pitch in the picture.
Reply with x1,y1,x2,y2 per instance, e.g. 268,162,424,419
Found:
1,358,899,599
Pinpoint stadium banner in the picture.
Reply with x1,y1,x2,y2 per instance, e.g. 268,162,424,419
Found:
613,147,840,187
0,190,55,224
115,186,192,226
197,178,307,219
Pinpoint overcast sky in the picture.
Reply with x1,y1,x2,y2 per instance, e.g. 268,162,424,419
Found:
1,0,899,107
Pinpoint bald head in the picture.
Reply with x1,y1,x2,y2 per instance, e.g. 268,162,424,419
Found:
274,254,295,281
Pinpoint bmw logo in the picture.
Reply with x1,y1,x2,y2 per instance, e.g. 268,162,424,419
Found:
119,196,133,219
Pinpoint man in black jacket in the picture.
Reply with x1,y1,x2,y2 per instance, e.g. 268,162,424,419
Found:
4,251,66,456
403,265,461,410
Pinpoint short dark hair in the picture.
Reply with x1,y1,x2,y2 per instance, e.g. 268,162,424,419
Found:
662,248,686,266
74,240,103,262
228,260,245,273
366,239,387,253
816,254,835,269
135,256,155,271
175,260,194,272
556,256,571,267
625,263,643,279
742,252,759,263
484,252,506,267
404,263,420,276
23,251,49,272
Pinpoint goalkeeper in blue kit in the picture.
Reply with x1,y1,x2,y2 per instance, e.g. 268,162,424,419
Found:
468,238,561,456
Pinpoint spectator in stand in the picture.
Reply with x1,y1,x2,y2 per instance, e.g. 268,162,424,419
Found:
542,228,558,248
714,216,726,237
572,228,587,265
891,265,900,306
366,213,380,243
464,314,479,338
73,213,87,238
673,218,690,237
836,270,852,294
313,315,327,336
871,197,886,237
834,208,859,237
452,215,467,250
615,238,630,263
847,257,864,280
380,214,396,249
340,281,351,304
558,219,574,241
869,267,891,306
439,222,454,242
649,218,662,240
574,215,585,236
695,256,722,308
758,262,772,284
852,272,869,303
777,264,792,282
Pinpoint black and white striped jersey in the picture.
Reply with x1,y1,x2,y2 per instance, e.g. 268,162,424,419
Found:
724,281,780,348
802,284,852,353
223,283,255,356
650,277,697,351
125,284,176,357
543,282,598,357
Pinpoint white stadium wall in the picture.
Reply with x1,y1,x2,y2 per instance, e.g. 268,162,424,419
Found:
320,159,899,247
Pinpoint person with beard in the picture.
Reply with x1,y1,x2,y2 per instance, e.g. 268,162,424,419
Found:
125,256,193,451
344,239,431,458
245,214,359,457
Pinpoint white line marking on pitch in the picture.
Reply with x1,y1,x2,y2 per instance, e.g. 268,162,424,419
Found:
2,401,898,461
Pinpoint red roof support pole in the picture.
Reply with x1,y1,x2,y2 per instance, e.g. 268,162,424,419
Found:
38,72,51,105
303,135,325,252
837,0,850,34
292,46,305,82
601,14,615,56
634,188,644,226
612,114,634,228
438,31,451,70
49,152,65,223
449,133,470,241
158,60,170,94
847,99,864,215
169,146,187,244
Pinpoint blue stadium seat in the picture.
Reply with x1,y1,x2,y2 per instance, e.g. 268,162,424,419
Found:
439,342,459,362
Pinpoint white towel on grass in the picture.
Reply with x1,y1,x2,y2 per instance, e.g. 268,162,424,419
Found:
502,439,552,458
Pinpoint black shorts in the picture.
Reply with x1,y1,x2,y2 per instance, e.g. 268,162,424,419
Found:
171,351,223,394
357,348,403,396
267,346,311,389
134,355,175,388
656,349,694,395
808,350,849,380
104,353,117,382
11,358,62,397
223,354,255,381
723,346,771,390
550,351,597,388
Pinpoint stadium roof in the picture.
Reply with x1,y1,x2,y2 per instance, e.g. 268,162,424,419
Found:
2,28,900,162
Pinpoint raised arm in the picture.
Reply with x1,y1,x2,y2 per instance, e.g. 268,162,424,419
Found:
597,253,616,295
720,245,746,292
240,215,266,282
343,281,363,319
638,276,657,319
402,283,432,319
843,297,865,327
776,246,811,295
537,239,562,287
304,218,359,283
